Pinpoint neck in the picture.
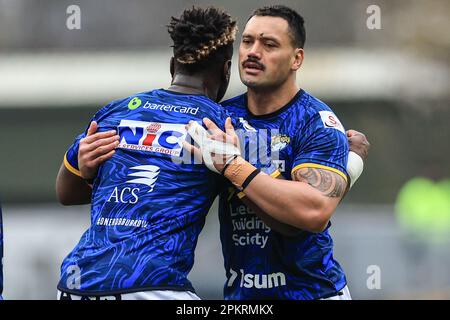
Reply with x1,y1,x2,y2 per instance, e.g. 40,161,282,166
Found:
247,82,299,116
168,74,216,100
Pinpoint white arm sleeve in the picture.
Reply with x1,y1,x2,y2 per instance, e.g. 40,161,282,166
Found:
346,151,364,188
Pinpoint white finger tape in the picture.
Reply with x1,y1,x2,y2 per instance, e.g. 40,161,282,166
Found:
187,121,241,174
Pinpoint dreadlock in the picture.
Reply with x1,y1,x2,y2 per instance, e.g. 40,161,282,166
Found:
168,7,237,73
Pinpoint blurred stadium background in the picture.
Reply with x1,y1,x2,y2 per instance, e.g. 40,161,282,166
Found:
0,0,449,299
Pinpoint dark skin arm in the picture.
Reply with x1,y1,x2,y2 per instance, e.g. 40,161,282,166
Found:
55,163,92,205
347,129,370,161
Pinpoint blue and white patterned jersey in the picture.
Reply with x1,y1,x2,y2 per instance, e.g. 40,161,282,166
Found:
58,89,229,295
219,89,350,299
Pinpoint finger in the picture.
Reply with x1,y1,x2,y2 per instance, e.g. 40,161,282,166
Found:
92,149,116,166
182,140,196,154
78,141,119,161
225,117,236,136
185,120,194,131
203,118,221,133
88,141,120,159
210,132,226,142
182,141,203,162
87,121,98,136
82,131,118,145
81,136,120,155
186,121,213,145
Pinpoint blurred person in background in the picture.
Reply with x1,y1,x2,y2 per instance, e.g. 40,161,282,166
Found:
395,162,450,290
396,176,450,243
55,6,238,300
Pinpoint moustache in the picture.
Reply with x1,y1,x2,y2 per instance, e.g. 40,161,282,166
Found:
242,59,265,71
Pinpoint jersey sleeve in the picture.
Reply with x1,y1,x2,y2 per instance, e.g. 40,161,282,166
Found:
291,110,349,182
63,133,85,177
62,99,121,177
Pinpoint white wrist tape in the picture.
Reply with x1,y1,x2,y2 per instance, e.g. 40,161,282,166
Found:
187,121,241,174
347,151,364,188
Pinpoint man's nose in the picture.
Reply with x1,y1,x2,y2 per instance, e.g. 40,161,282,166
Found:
247,42,262,59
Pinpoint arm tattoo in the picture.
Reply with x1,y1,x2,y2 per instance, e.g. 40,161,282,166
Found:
293,167,346,198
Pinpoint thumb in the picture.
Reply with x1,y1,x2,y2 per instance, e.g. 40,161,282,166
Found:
87,121,98,136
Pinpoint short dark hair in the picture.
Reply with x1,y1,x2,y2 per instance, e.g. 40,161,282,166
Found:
249,5,306,48
168,7,237,73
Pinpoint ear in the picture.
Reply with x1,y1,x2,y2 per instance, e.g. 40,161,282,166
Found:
170,57,175,77
223,60,232,81
291,48,304,71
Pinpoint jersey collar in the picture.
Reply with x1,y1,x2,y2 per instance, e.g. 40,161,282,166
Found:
244,89,305,119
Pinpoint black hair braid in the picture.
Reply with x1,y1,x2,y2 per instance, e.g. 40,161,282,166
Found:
168,7,237,65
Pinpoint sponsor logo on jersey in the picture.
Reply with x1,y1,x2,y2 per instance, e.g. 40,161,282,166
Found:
126,165,160,192
107,187,140,204
96,217,148,228
227,268,286,289
143,102,199,115
229,202,271,248
106,165,160,204
319,111,345,134
271,134,290,152
118,120,187,156
128,97,142,110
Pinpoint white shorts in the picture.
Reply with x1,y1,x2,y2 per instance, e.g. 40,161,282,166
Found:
57,289,201,300
321,285,352,300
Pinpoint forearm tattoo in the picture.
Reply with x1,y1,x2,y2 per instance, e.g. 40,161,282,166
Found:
293,168,346,198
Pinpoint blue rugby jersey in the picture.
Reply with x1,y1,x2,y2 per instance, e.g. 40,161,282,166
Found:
58,89,229,295
219,89,350,300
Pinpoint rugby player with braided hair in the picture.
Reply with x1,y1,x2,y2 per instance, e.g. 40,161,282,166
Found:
55,6,238,300
59,5,370,300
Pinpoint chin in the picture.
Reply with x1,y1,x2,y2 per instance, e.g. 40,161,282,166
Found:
242,78,260,88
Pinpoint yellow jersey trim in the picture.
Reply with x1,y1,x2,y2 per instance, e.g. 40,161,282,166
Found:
64,153,82,177
237,191,246,199
270,170,282,178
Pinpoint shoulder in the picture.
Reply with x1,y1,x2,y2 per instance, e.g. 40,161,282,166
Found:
94,93,143,118
296,91,346,134
221,93,246,108
220,94,246,114
94,90,159,119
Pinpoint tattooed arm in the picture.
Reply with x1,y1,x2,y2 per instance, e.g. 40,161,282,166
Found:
293,167,347,198
241,166,347,233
